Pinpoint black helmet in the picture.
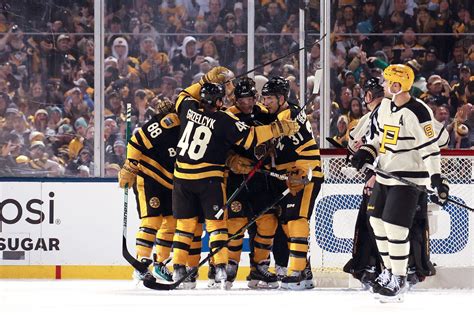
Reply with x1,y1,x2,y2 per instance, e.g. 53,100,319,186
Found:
261,76,289,100
234,77,257,99
200,83,225,107
364,77,384,99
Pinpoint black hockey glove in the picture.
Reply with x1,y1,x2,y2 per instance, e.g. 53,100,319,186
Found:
350,144,377,171
430,174,449,205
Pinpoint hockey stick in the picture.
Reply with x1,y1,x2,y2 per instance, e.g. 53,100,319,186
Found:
214,155,267,219
326,137,346,149
122,103,148,273
363,164,474,212
143,187,292,290
227,33,328,83
143,171,313,290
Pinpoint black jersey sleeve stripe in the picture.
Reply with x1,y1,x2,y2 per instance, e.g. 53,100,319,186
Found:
128,140,144,153
377,170,429,179
422,151,441,160
397,136,416,140
133,132,147,149
383,136,438,153
406,98,432,124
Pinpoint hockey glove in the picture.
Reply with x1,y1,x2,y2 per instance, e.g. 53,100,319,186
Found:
270,119,300,138
225,153,254,174
430,174,449,205
286,167,309,196
118,159,139,188
350,144,377,171
200,66,234,85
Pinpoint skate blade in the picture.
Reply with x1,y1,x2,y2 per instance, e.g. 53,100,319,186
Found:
224,281,233,290
304,280,315,290
248,280,279,289
379,294,405,303
282,282,306,291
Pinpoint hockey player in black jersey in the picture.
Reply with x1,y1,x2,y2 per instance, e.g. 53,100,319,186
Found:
171,77,300,289
343,77,385,288
222,77,280,289
118,97,180,283
262,76,324,290
351,64,449,302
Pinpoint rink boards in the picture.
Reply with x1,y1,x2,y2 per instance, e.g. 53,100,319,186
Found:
0,180,473,282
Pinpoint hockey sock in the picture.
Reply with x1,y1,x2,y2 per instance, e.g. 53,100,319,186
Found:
384,221,410,276
369,216,392,269
287,218,309,273
227,217,248,263
136,216,162,259
155,215,176,263
253,214,277,265
187,223,203,267
206,219,229,265
172,217,198,265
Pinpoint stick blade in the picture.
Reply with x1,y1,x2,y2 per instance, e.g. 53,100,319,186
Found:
142,274,177,291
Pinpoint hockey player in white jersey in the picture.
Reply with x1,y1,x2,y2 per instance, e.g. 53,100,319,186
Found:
351,64,449,302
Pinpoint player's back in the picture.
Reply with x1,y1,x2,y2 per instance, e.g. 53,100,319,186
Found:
174,98,254,181
128,112,180,188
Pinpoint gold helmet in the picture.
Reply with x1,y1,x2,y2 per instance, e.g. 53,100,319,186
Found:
383,64,415,92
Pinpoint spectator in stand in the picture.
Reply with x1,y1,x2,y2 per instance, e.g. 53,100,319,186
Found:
106,139,126,165
445,41,474,82
415,5,437,47
171,36,201,86
259,1,285,33
111,37,139,78
138,36,170,90
205,0,224,32
347,97,363,124
420,46,446,79
421,74,451,108
392,27,426,63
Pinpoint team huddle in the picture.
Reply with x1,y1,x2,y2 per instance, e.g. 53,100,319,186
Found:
118,65,449,302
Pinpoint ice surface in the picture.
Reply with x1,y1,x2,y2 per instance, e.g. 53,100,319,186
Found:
0,280,471,315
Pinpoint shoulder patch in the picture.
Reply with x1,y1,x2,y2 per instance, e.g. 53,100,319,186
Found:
161,113,180,129
405,98,432,124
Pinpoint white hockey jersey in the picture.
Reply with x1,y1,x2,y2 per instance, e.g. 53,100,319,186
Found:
367,97,444,186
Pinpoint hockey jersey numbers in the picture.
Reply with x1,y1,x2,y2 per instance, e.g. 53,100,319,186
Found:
147,122,163,138
178,121,212,160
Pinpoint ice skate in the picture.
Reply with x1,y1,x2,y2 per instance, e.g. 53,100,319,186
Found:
225,259,239,290
370,268,392,296
214,264,227,290
248,260,279,289
378,274,408,303
132,258,153,282
281,270,307,290
360,266,378,290
152,260,173,283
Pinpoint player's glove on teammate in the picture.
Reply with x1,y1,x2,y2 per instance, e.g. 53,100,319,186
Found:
200,66,233,85
350,144,377,171
226,153,254,174
430,174,449,205
270,119,300,138
118,159,139,188
286,167,309,196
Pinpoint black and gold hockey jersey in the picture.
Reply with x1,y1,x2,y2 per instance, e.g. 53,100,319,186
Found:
127,113,180,189
174,95,276,181
368,97,442,186
273,104,323,180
